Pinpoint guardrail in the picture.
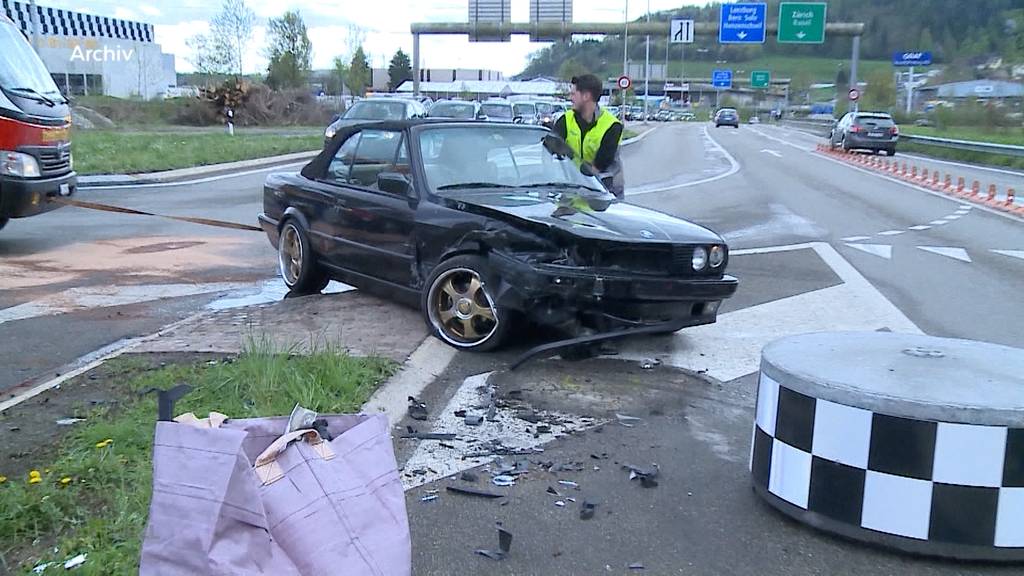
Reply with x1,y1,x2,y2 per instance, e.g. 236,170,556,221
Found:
782,119,1024,158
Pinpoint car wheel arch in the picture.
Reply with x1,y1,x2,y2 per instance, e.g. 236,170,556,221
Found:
279,207,311,233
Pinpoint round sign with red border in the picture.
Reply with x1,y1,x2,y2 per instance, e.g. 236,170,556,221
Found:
848,88,860,101
617,75,632,90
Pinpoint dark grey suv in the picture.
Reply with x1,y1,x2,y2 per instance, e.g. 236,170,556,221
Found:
829,112,899,156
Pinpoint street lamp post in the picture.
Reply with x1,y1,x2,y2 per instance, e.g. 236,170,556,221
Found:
643,0,650,124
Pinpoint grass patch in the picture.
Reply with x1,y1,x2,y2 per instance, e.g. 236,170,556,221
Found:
72,129,323,175
0,342,395,574
899,142,1024,171
900,125,1024,146
623,129,639,140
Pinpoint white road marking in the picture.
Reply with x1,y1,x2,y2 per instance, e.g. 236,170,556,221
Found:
960,205,973,210
846,243,893,259
616,242,921,382
929,220,949,225
917,246,972,263
0,282,247,326
761,149,783,158
628,126,741,196
362,337,458,428
878,230,905,236
992,249,1024,261
400,372,595,489
842,236,872,242
943,214,963,221
909,225,932,231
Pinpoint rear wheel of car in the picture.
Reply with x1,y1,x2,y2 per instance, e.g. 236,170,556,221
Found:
278,219,330,295
841,136,851,152
886,148,896,157
0,218,8,232
423,255,510,352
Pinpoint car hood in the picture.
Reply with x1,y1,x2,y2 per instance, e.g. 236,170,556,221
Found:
440,190,724,244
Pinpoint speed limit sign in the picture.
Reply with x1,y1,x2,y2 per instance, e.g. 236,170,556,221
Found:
617,75,632,90
848,88,860,101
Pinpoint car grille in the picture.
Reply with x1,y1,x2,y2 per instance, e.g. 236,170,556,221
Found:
596,244,705,277
20,145,72,177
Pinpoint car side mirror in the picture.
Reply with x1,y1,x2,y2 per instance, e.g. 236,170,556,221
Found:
476,113,489,121
378,172,413,197
513,116,524,124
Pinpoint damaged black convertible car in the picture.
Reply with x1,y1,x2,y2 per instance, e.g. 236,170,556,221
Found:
259,120,738,351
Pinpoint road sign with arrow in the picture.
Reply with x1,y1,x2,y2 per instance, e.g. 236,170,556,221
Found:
671,18,694,44
777,2,827,44
719,3,766,44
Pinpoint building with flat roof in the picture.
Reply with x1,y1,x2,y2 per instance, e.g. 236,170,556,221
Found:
2,0,176,99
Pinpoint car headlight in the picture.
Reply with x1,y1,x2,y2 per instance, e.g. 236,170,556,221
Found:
692,246,708,271
1,151,41,177
325,125,337,140
709,245,725,268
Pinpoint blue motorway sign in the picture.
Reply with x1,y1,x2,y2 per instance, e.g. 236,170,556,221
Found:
893,51,932,66
712,69,733,89
719,3,766,44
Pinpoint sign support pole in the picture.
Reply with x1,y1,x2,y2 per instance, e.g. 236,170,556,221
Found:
906,65,914,114
850,35,860,112
412,33,421,97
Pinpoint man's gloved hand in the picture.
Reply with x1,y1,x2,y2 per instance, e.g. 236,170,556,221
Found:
542,134,575,160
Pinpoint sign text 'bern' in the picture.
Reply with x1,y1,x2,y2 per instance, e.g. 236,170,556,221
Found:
719,3,766,44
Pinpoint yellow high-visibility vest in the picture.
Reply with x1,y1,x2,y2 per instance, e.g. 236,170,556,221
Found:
564,108,621,167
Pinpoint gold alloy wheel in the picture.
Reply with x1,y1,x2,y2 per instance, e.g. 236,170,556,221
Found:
278,224,303,286
428,267,499,347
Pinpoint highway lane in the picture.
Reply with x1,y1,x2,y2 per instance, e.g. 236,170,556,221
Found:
776,122,1024,205
629,122,1024,348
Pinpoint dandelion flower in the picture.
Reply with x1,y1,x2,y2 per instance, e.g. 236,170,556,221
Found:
28,470,42,484
60,477,72,486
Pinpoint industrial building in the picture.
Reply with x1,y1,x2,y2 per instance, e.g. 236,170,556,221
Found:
1,0,176,99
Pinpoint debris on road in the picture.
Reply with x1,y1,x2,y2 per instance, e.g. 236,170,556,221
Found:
460,471,479,483
492,475,516,487
465,415,484,426
400,432,457,441
580,500,597,520
623,464,660,488
557,480,579,489
536,425,551,434
629,562,646,570
55,418,85,426
63,554,87,569
454,409,467,418
615,414,642,427
475,527,514,561
640,358,662,370
408,396,429,421
31,562,53,573
555,500,566,507
446,485,504,499
547,486,560,496
421,494,439,503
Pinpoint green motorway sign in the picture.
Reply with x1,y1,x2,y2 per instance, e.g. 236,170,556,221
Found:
777,2,826,44
751,70,770,89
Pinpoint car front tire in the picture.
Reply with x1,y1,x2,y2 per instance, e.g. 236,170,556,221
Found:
278,219,330,295
423,255,510,352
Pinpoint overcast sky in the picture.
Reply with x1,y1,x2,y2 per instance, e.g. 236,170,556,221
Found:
42,0,704,76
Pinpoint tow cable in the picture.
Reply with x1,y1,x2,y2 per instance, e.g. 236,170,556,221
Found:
47,196,262,232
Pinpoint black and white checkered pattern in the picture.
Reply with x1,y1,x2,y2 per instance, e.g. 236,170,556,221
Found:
751,371,1024,558
2,0,153,42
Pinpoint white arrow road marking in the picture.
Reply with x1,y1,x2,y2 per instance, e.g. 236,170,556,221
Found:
760,149,783,157
878,230,905,236
992,249,1024,261
842,236,871,242
614,242,921,382
917,246,972,263
845,243,893,259
909,225,931,231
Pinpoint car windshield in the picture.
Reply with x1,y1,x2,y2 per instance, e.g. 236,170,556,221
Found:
419,126,608,195
480,103,513,118
344,101,406,120
0,19,63,98
428,102,476,119
513,103,536,117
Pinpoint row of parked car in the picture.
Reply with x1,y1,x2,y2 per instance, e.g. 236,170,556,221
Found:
607,106,696,123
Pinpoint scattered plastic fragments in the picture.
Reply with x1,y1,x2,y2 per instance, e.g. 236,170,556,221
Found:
31,562,53,573
623,464,660,488
475,527,513,561
460,471,479,483
555,501,566,507
421,494,439,503
492,475,516,487
557,480,579,489
64,554,87,570
580,501,597,520
408,397,429,421
55,418,85,426
546,486,560,496
615,414,642,427
446,486,504,499
640,358,661,370
400,433,456,441
629,562,646,570
465,415,484,426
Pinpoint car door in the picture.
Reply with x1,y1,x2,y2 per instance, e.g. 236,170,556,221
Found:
328,128,418,287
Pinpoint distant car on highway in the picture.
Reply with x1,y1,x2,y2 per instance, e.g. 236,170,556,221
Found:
656,110,673,122
714,108,740,128
427,100,483,120
829,111,899,156
535,101,565,128
260,121,738,351
748,116,760,124
512,102,539,125
325,98,426,141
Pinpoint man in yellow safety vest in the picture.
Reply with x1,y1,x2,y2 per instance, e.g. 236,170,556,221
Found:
552,74,625,198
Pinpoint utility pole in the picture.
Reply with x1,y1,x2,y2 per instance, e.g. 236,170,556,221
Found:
905,66,914,115
623,0,629,78
850,35,860,112
643,0,650,124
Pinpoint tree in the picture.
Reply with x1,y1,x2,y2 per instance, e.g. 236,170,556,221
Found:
213,0,256,75
347,46,371,97
557,58,590,82
187,33,232,76
330,56,349,96
265,11,313,90
388,49,412,92
862,69,896,111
